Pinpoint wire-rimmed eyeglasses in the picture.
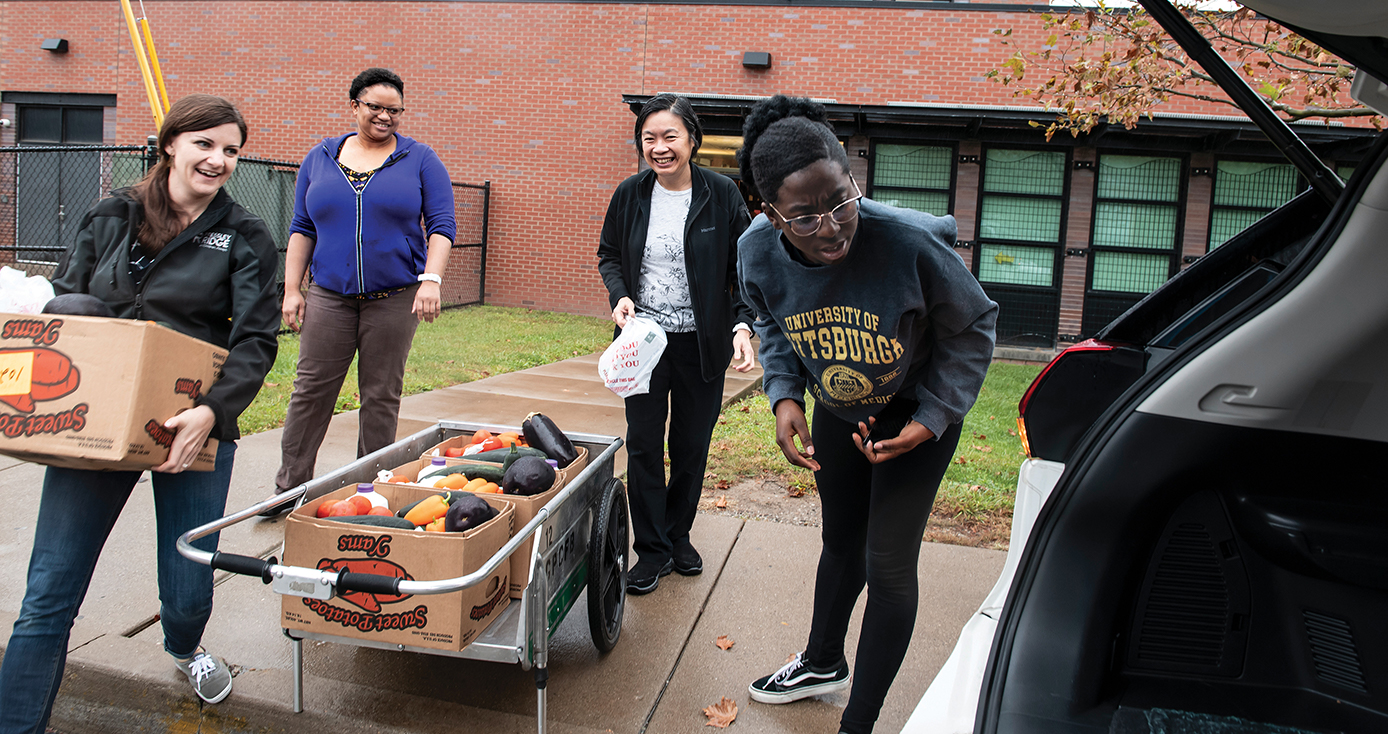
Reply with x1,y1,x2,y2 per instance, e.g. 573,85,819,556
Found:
766,176,863,237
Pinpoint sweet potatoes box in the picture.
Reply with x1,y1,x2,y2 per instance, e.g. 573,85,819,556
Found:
280,483,513,652
0,312,225,471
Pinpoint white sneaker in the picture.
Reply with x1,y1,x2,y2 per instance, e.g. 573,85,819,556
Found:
174,648,233,704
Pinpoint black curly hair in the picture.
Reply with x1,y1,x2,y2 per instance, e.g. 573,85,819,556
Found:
349,67,405,100
736,95,849,203
635,93,703,158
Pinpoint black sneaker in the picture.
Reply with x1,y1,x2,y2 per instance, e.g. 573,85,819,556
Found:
749,651,850,704
672,540,703,576
626,558,673,595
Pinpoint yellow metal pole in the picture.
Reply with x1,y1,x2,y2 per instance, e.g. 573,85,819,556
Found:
140,18,171,113
119,0,163,128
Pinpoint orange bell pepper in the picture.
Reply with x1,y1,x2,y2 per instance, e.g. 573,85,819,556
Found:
403,494,450,526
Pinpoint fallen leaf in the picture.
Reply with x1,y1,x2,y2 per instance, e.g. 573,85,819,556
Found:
989,415,996,420
973,432,987,440
715,495,728,509
703,697,738,728
786,486,805,498
716,479,730,490
738,405,750,413
715,635,735,651
955,457,968,465
972,445,993,453
1007,428,1017,437
970,484,985,492
445,359,455,364
264,381,279,387
704,472,717,478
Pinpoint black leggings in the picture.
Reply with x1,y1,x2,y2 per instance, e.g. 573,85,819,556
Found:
805,403,962,734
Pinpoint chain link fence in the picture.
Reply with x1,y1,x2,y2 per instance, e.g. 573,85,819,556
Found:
0,143,489,310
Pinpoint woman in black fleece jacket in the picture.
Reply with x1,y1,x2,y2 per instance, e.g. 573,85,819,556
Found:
0,95,279,731
736,96,997,734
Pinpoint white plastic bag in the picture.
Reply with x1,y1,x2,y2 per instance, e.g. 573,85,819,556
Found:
598,316,667,398
0,266,55,314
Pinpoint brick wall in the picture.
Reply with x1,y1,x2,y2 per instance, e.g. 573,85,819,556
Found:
0,1,1356,322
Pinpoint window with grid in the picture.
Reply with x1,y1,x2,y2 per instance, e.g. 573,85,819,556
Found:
1209,160,1303,249
1090,154,1181,294
977,149,1066,287
871,144,952,216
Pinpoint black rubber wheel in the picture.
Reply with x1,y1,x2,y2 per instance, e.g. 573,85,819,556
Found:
587,478,628,652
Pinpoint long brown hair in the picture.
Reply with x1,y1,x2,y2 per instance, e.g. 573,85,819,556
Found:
131,94,247,252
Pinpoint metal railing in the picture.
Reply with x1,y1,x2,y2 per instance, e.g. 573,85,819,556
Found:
0,142,489,309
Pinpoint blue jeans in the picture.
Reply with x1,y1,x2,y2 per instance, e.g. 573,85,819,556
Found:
0,441,236,734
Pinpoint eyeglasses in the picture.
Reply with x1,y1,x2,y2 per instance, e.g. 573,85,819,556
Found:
354,99,405,117
767,177,863,237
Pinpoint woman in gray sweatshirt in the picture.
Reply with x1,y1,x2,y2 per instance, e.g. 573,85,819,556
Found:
736,96,998,734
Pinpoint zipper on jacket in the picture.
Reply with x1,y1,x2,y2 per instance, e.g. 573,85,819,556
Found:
330,143,408,295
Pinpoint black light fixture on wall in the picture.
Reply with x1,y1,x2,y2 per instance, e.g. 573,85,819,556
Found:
41,38,69,54
741,51,771,70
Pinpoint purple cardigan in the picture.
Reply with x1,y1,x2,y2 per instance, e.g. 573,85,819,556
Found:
290,132,456,295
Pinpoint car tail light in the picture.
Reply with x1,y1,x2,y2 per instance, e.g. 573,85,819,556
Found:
1017,339,1119,459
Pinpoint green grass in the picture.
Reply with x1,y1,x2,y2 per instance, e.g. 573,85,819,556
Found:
237,305,613,435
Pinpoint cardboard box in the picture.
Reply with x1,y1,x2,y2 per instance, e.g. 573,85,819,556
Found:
0,313,225,471
280,483,513,652
389,447,588,599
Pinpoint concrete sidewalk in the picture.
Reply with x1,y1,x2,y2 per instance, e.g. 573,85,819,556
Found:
0,353,1004,734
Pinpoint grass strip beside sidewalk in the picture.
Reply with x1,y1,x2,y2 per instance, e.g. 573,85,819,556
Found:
238,305,614,435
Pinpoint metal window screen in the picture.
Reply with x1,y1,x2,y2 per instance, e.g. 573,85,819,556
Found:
977,244,1053,286
983,149,1065,196
1213,161,1299,208
980,196,1062,243
1097,155,1180,202
876,190,949,217
1209,208,1267,248
1092,251,1169,293
874,144,952,189
1093,202,1177,249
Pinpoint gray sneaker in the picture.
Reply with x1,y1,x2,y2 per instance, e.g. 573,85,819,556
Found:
174,648,233,704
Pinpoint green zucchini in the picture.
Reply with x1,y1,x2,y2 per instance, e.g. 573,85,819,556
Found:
461,463,505,483
328,514,416,530
465,446,550,463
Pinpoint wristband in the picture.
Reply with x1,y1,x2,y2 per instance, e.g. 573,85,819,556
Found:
417,273,442,284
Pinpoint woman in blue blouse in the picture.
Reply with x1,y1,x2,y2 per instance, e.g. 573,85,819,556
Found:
269,68,456,506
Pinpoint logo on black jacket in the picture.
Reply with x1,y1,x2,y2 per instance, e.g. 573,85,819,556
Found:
194,231,232,252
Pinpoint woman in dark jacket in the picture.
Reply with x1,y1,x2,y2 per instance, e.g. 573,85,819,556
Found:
597,93,756,595
270,67,455,505
0,95,280,730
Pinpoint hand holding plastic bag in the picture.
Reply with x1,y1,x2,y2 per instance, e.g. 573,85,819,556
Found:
598,316,667,398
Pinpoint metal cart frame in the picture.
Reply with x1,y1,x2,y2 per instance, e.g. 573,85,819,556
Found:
177,420,629,734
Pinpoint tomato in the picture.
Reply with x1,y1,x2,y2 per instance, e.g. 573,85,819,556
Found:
444,446,466,458
368,506,394,517
387,475,411,483
345,495,372,515
316,500,342,518
496,433,523,448
469,429,492,445
328,502,356,517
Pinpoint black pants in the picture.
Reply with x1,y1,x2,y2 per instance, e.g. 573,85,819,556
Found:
805,402,962,734
623,331,725,567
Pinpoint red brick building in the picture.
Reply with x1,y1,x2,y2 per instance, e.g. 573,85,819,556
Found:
1,1,1375,347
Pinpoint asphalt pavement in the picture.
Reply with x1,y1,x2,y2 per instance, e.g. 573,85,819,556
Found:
0,351,1005,734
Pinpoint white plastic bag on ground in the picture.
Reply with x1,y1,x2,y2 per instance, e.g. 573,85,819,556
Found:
598,316,667,398
0,266,55,314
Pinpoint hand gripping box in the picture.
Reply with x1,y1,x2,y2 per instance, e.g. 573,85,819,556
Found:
0,313,224,471
280,484,513,652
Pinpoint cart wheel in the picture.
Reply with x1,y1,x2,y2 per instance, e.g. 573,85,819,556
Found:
587,478,628,652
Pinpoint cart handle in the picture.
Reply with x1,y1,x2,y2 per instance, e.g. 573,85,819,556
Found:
177,486,308,568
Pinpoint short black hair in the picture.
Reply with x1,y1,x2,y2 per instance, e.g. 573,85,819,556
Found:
634,93,702,158
736,95,849,203
349,67,405,100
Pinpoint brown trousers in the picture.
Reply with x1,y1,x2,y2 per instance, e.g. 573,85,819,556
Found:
275,283,420,491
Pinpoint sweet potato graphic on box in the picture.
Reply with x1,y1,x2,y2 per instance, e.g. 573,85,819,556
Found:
0,348,80,414
316,557,413,612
